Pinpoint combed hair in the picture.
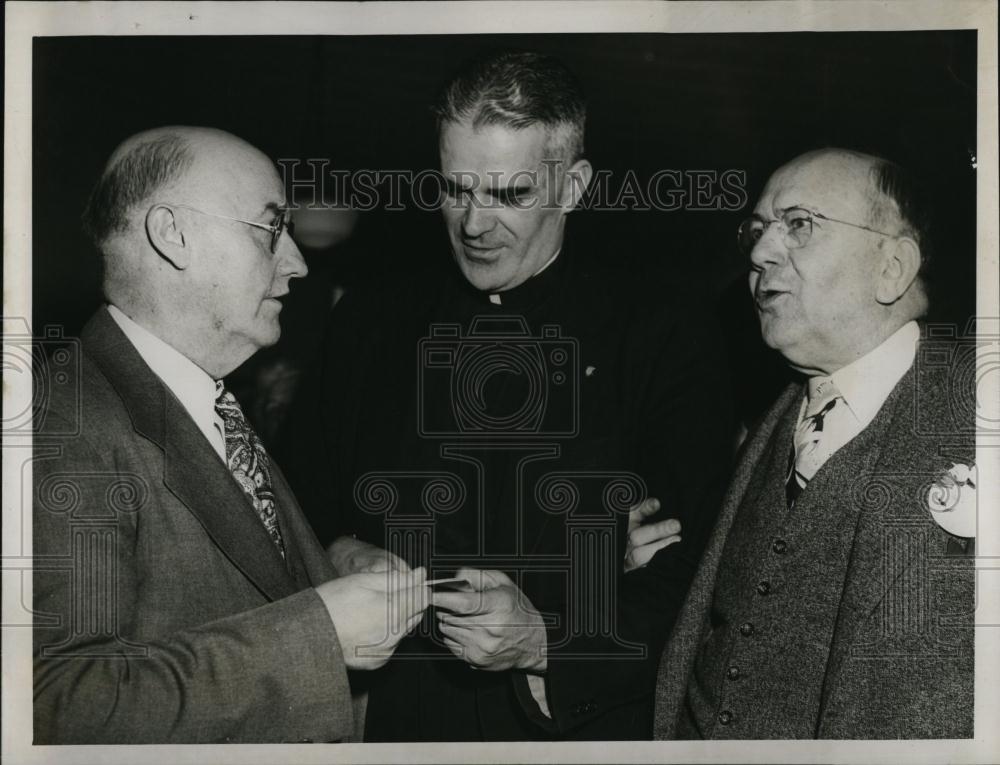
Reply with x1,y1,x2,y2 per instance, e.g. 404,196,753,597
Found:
433,51,587,161
869,158,933,279
82,134,194,251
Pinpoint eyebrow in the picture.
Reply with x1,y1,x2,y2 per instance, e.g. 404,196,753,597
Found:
774,203,817,215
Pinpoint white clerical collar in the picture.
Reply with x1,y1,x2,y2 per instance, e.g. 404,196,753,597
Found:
488,248,562,306
829,320,920,431
107,304,226,461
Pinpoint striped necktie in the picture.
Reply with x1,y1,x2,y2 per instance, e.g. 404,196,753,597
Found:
786,377,843,507
214,382,286,557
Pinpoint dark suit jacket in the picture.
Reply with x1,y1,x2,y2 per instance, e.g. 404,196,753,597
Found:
285,250,735,740
33,308,354,743
654,342,975,739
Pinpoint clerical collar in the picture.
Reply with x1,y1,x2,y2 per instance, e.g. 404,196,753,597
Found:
479,248,566,309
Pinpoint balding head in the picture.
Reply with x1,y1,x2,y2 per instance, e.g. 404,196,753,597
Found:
83,126,268,253
746,148,927,375
773,149,930,269
84,126,306,377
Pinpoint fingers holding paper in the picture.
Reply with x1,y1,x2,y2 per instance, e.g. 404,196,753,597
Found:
316,566,428,671
431,568,547,673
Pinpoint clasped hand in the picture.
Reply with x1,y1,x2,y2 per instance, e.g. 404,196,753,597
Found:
322,498,680,674
432,568,547,673
316,567,428,671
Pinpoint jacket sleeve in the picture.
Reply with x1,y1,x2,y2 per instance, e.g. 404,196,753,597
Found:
521,301,735,735
32,416,354,744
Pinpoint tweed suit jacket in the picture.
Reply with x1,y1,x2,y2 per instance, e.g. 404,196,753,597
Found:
33,307,354,743
654,342,975,739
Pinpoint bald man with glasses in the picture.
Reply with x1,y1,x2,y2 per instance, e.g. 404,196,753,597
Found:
32,126,429,743
652,148,976,740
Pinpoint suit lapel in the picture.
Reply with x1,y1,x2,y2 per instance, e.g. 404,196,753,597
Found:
707,383,803,575
161,396,299,601
816,365,924,717
654,382,802,736
82,308,298,602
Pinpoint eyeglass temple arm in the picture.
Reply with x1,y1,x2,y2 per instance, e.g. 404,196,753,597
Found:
169,203,279,233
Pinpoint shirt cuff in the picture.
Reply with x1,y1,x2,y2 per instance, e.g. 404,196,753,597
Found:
526,673,552,718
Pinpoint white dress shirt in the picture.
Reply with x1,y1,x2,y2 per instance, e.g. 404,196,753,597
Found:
796,320,920,463
107,304,227,462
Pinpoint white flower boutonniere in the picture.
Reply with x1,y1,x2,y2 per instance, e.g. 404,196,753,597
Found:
926,462,977,538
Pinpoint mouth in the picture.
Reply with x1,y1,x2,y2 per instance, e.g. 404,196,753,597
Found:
461,241,504,261
265,294,288,308
755,287,789,309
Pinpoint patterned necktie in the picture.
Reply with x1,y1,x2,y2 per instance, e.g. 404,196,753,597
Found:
786,376,843,506
214,382,286,557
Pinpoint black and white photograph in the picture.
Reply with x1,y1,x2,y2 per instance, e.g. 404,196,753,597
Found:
3,2,998,763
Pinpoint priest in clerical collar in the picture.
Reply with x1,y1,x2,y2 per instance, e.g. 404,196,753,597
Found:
285,50,734,742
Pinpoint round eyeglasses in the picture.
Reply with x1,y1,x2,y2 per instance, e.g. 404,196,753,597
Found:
169,204,295,254
737,207,898,257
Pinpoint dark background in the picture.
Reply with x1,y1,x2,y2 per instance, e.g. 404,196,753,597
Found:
33,32,978,424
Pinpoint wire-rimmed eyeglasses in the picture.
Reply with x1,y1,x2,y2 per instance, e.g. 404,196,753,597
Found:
737,207,898,257
169,203,295,254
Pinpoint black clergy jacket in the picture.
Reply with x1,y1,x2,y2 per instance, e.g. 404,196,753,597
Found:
284,242,735,741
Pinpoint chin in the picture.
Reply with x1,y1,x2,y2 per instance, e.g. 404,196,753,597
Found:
759,321,793,355
457,259,509,292
255,324,282,349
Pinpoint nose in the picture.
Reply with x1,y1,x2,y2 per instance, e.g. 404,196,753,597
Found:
748,223,786,272
461,198,496,239
278,234,308,279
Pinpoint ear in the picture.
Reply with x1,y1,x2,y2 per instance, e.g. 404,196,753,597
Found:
875,236,922,304
559,159,593,213
145,204,191,270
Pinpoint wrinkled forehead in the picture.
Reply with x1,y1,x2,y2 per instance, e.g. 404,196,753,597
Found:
756,152,876,220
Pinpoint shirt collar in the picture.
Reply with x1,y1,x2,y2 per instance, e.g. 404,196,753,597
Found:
106,303,220,437
482,247,565,309
829,321,920,430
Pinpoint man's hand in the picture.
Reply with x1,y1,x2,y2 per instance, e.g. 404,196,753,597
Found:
624,497,681,573
328,535,411,575
431,568,547,673
316,567,428,670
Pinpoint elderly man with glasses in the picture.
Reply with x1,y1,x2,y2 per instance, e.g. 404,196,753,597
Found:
652,148,976,739
32,126,430,743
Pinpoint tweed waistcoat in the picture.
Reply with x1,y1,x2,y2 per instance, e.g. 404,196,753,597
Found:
679,385,900,739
